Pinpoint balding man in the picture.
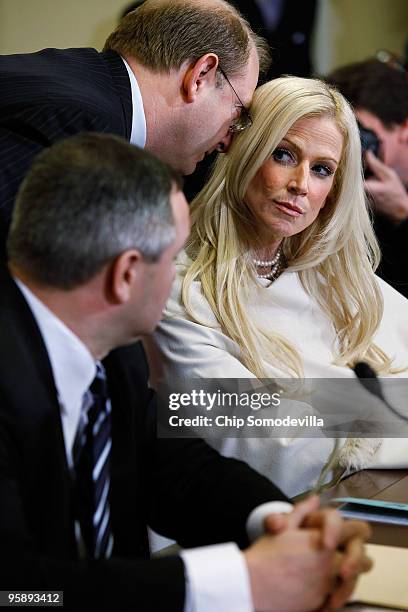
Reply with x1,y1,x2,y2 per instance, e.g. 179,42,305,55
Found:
0,0,268,253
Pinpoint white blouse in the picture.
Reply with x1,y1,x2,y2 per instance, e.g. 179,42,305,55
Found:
145,257,408,497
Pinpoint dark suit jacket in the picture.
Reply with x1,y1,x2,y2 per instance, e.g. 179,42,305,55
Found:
0,48,133,253
229,0,317,80
374,214,408,299
0,267,288,610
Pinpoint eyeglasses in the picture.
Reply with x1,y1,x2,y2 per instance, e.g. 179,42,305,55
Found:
218,67,253,133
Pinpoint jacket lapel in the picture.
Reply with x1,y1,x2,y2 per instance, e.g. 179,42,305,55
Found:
0,268,76,557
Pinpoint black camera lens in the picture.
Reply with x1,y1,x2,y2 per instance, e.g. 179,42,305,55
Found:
358,122,380,177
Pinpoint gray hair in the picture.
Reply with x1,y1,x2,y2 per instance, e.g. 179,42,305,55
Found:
7,133,181,289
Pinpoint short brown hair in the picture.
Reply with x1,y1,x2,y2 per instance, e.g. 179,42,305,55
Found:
326,59,408,129
104,0,270,78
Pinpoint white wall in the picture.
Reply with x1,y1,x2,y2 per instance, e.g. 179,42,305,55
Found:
313,0,408,74
0,0,126,54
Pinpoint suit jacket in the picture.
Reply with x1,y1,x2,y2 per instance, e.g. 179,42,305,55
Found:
0,267,288,610
374,214,408,299
0,48,133,254
229,0,317,79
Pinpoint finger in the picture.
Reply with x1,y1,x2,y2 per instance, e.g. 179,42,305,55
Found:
340,536,364,579
361,554,373,573
339,540,373,581
364,177,382,194
340,545,373,581
304,508,343,551
284,495,320,530
318,552,349,611
328,576,358,610
338,520,372,547
264,512,289,534
365,150,392,180
337,521,371,580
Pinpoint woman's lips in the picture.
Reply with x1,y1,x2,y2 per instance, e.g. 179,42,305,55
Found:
273,200,304,217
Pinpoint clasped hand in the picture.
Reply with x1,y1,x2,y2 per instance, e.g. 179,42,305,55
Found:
245,495,372,612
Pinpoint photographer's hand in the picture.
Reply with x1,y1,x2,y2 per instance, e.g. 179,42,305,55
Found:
365,150,408,223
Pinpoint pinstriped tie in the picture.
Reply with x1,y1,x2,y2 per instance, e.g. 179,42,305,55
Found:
73,362,114,558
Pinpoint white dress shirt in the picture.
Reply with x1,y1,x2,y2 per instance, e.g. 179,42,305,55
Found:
121,57,147,148
15,278,96,467
15,279,292,612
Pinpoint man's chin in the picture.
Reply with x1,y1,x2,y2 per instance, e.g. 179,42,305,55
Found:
181,153,208,176
182,162,199,177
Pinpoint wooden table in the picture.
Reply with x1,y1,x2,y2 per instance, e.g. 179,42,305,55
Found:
321,469,408,547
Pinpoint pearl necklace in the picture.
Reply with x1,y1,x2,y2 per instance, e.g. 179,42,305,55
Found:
252,247,284,280
252,250,281,268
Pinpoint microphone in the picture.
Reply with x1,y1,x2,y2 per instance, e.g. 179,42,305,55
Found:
353,361,408,423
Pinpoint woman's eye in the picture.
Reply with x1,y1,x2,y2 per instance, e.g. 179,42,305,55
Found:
272,148,294,164
312,164,334,178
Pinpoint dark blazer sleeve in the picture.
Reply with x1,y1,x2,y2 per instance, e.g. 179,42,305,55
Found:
0,48,132,256
0,107,115,253
149,436,289,549
103,345,290,551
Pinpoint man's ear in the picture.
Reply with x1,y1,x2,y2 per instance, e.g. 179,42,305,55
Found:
182,53,219,103
109,249,143,304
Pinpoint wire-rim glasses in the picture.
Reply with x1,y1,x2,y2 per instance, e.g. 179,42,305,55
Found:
218,67,253,133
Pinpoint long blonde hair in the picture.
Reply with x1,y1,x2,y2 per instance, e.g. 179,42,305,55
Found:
182,76,393,377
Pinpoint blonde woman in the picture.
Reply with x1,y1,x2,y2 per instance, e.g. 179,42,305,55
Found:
145,76,408,497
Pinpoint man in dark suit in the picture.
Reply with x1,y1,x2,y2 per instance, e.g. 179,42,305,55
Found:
0,0,269,253
1,133,370,610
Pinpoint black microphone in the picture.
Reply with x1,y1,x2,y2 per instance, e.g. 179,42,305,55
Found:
353,361,408,423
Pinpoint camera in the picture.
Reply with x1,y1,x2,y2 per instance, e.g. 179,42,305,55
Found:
358,122,380,177
358,123,380,156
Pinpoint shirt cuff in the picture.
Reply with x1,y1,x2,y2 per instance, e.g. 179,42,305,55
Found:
181,543,253,612
246,501,293,542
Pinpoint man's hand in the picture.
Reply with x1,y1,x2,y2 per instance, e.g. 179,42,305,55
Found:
365,150,408,223
263,496,372,610
244,528,336,612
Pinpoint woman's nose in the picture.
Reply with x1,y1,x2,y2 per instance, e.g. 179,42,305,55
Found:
288,165,308,196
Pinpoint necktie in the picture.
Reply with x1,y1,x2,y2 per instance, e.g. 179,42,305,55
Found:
73,362,114,558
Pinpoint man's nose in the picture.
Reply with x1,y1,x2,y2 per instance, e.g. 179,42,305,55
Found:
216,131,234,153
288,164,309,196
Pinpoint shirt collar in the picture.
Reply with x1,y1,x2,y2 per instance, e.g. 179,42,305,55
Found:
14,278,96,415
121,56,147,148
